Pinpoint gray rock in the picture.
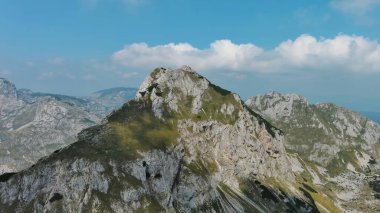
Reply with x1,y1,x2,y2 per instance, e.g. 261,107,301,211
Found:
0,79,136,174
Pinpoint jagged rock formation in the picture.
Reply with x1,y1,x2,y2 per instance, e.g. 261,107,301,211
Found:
0,78,136,174
246,91,380,212
0,67,326,212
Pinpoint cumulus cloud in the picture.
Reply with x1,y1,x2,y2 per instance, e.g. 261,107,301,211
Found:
112,35,380,73
112,40,263,71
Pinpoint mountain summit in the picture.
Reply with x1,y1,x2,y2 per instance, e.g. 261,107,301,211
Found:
0,67,323,212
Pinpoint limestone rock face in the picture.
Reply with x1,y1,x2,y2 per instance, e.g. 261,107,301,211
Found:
0,96,100,174
247,91,380,212
0,79,136,174
0,67,320,212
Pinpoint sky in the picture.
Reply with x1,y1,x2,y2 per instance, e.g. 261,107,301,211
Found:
1,0,380,112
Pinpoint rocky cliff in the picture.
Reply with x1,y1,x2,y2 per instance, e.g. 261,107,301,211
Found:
0,67,326,212
0,78,136,174
0,78,101,174
246,91,380,212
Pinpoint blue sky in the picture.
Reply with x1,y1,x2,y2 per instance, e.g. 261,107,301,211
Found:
1,0,380,111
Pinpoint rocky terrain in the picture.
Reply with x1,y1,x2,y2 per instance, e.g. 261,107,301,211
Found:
0,67,335,212
0,78,136,174
246,91,380,212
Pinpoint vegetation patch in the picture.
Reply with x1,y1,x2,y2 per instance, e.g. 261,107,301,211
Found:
186,157,218,178
135,196,165,212
109,115,178,159
103,100,179,160
326,148,361,176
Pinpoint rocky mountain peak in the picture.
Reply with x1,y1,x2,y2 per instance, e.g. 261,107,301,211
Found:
0,78,17,99
0,66,324,212
136,66,242,119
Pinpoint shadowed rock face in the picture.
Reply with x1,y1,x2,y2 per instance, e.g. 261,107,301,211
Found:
247,91,380,212
0,79,136,174
0,67,320,212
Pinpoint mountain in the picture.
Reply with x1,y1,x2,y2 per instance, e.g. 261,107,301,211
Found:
246,91,380,212
0,78,137,174
0,66,329,212
17,87,137,118
359,111,380,124
0,78,100,174
86,87,138,118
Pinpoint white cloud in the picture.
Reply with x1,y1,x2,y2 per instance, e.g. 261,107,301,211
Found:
0,69,10,77
331,0,380,14
112,40,263,71
38,72,76,80
112,35,380,73
122,72,138,79
83,74,96,80
48,57,65,65
331,0,380,24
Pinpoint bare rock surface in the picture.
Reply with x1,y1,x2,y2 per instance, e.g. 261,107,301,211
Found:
0,78,136,174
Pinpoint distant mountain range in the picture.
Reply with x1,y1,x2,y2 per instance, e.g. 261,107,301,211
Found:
0,67,379,212
0,77,137,174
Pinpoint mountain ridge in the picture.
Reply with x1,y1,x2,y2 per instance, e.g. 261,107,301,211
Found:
1,69,379,212
246,91,380,212
0,66,322,212
0,78,137,174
